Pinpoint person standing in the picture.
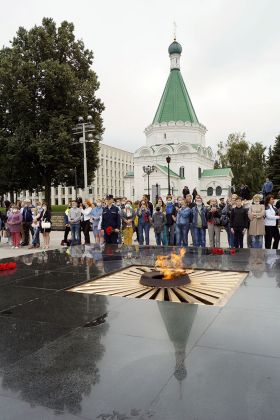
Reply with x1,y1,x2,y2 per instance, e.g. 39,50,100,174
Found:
264,194,280,249
175,199,192,246
165,195,177,245
7,206,22,248
101,195,121,245
248,194,265,248
192,196,207,247
21,200,34,246
91,200,103,244
192,188,198,202
121,201,135,246
206,198,222,247
137,200,151,245
40,204,52,249
262,177,273,199
69,200,82,245
182,186,190,199
152,205,166,246
81,200,93,245
62,203,71,247
230,197,248,248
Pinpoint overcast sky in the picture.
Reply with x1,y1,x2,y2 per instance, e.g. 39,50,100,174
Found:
1,0,279,152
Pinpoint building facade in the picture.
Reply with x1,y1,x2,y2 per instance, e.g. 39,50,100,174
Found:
18,143,134,204
124,39,232,202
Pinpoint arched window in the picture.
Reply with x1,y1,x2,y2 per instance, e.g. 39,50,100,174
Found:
207,187,214,196
179,166,185,178
216,186,222,196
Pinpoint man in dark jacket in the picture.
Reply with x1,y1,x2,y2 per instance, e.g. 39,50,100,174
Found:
230,197,248,248
21,200,34,246
182,186,190,198
101,195,121,244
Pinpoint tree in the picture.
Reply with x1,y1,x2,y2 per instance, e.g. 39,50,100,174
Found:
215,133,266,194
267,134,280,192
0,18,104,205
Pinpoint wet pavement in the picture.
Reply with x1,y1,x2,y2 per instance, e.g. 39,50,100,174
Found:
0,245,279,420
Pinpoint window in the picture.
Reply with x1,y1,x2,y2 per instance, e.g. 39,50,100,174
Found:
207,187,214,196
179,166,185,178
62,187,65,195
216,186,222,196
198,168,202,179
62,198,65,205
55,198,58,205
68,187,72,194
164,133,167,139
89,188,93,194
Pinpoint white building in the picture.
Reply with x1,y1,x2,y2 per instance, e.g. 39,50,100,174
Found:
18,143,134,204
124,39,232,202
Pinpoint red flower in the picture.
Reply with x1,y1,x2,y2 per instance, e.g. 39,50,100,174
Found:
0,262,17,271
105,226,113,236
211,248,224,255
230,249,236,255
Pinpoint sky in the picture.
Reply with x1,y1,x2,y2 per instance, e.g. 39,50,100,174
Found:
0,0,279,153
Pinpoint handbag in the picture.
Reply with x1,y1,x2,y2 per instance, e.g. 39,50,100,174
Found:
42,221,51,229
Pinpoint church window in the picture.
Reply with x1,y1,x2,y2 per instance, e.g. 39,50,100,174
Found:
179,166,185,178
164,133,166,139
207,187,214,196
198,167,202,179
216,186,222,196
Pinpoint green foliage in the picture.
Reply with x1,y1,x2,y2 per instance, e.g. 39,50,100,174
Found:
51,205,68,212
216,133,266,194
267,134,280,191
0,18,104,204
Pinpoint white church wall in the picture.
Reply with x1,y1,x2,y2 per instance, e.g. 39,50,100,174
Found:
145,123,206,147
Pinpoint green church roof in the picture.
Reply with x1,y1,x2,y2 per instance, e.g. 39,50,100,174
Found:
201,168,232,177
157,164,183,179
153,68,199,125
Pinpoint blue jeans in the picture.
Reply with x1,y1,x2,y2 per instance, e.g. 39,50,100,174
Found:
155,231,164,246
32,227,40,246
226,226,234,248
194,227,206,247
176,224,190,246
70,223,81,245
251,235,263,249
139,223,150,245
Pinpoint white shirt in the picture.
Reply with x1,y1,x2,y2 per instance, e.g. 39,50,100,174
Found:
81,207,92,221
265,205,280,226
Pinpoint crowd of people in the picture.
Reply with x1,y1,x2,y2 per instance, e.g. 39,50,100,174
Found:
1,185,280,250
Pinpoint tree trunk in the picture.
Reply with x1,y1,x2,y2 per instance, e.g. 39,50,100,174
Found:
44,183,52,208
9,190,14,204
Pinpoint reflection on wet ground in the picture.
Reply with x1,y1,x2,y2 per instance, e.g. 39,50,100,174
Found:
0,245,279,419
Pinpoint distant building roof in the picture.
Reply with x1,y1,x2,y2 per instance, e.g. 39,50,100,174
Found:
201,168,232,177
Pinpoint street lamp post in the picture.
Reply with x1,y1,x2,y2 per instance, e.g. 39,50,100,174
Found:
72,116,99,199
143,165,155,199
166,156,171,195
156,183,159,202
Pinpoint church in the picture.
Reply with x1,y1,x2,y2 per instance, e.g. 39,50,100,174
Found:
124,38,232,202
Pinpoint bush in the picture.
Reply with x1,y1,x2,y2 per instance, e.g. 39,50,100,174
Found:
51,205,68,213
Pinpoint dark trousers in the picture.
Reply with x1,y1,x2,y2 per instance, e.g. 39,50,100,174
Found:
64,226,70,243
22,222,34,245
83,220,91,244
265,226,279,249
104,232,119,244
233,228,244,248
166,224,175,245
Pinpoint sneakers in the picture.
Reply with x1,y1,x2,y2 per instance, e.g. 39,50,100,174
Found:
15,246,19,249
11,246,15,249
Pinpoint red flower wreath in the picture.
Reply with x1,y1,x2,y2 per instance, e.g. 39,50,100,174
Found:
0,262,17,271
105,226,114,236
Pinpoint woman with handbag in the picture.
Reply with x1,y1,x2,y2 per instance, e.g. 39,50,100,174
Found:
40,204,52,249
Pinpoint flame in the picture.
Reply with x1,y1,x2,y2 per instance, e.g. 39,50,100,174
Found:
155,248,187,280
